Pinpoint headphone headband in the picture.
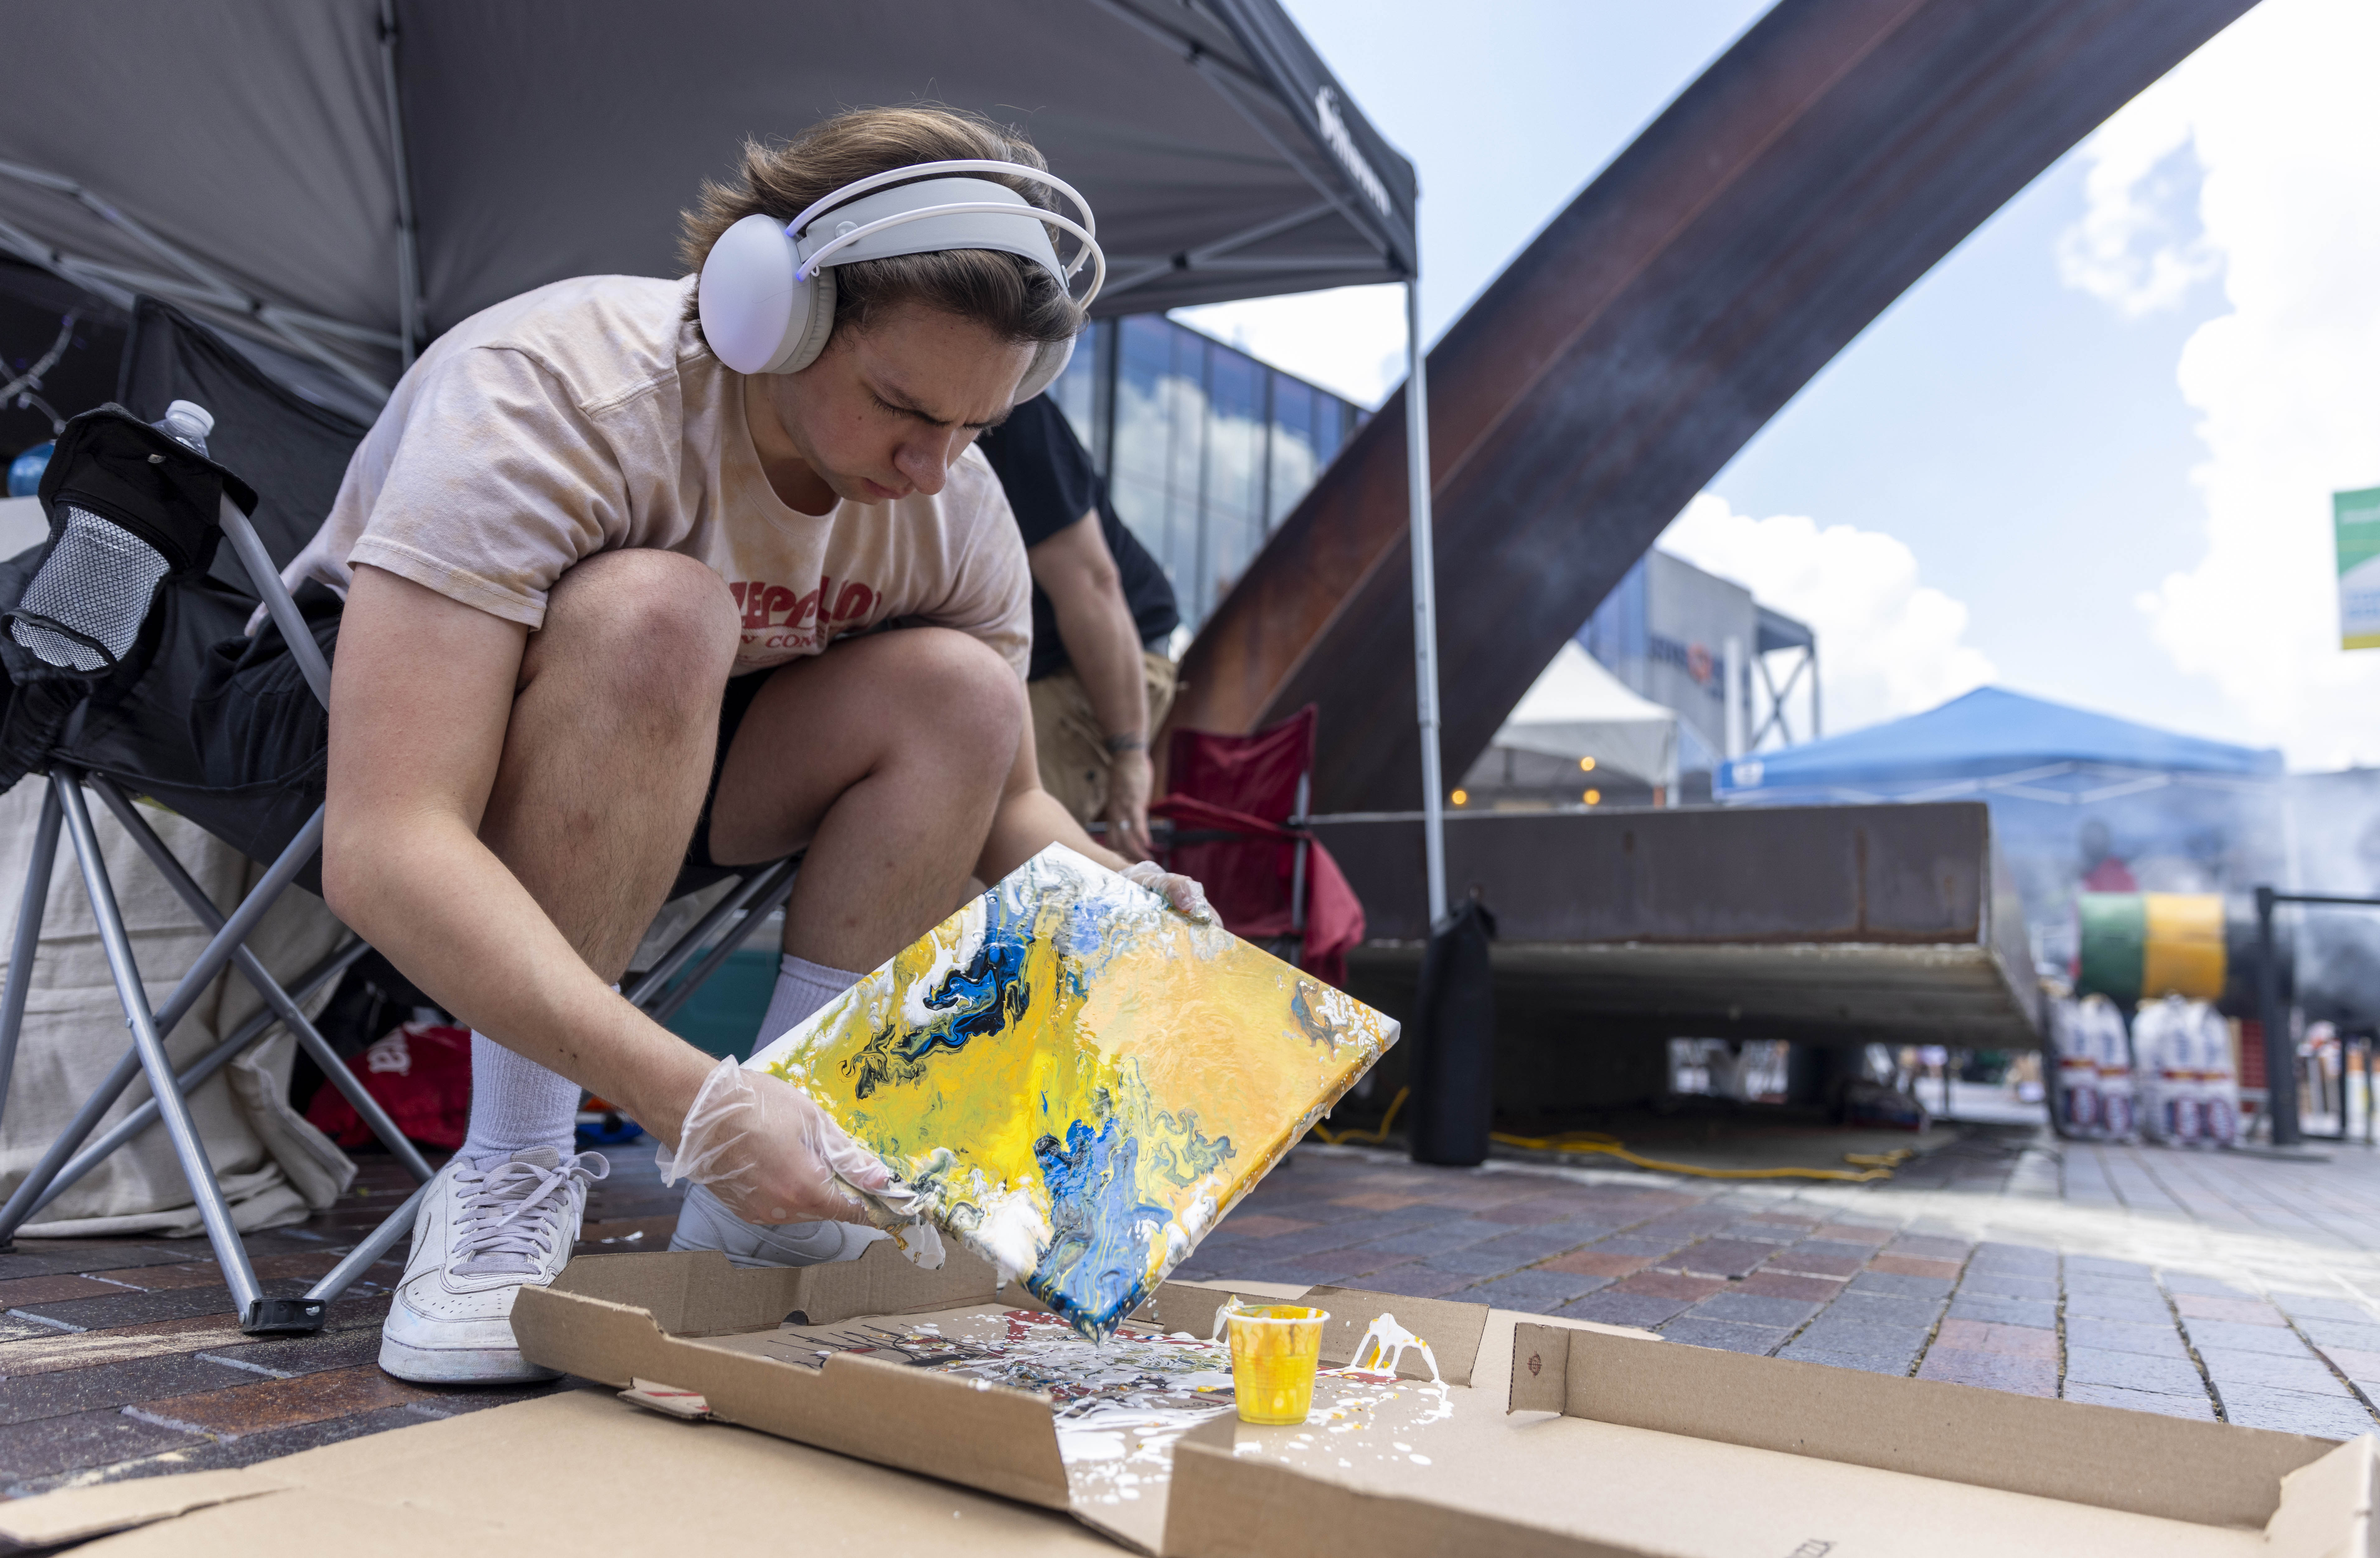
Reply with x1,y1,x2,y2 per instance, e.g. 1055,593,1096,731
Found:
794,199,1106,307
698,157,1102,393
786,160,1103,308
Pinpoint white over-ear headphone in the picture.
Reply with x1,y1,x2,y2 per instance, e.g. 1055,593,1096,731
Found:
697,158,1104,403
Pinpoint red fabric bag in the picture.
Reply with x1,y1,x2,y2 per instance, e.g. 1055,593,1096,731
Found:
305,1020,473,1150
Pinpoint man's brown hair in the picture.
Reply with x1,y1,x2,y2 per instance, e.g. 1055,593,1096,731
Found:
680,105,1085,351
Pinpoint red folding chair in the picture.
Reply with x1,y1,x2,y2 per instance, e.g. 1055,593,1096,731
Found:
1149,705,1363,986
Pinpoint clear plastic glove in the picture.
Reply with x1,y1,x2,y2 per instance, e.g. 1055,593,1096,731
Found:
1122,859,1216,924
655,1057,893,1226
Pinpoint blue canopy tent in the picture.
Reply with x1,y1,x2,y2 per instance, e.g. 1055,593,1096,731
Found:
1719,686,2282,800
1718,687,2285,972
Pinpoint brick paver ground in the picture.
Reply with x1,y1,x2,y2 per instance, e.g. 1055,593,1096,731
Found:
1180,1127,2380,1441
0,1145,686,1495
2,1122,2375,1494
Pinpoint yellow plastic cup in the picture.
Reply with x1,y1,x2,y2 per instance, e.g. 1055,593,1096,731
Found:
1225,1303,1331,1425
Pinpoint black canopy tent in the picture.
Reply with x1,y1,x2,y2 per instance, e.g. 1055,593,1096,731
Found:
0,0,1455,924
0,1,1414,391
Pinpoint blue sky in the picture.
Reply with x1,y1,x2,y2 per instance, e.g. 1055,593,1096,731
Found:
1179,1,2380,769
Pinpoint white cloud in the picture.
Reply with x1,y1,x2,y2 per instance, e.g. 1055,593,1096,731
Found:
1658,493,1996,736
2053,94,2218,318
1169,285,1408,408
2065,0,2380,768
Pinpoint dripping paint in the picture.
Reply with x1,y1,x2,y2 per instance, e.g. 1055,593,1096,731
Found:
1349,1312,1443,1382
746,843,1399,1340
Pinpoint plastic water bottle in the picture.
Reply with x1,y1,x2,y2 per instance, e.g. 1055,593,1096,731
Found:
2053,998,2102,1137
7,441,51,498
156,399,213,456
2133,997,2170,1142
2096,1000,2136,1140
2145,995,2204,1144
2185,1001,2237,1148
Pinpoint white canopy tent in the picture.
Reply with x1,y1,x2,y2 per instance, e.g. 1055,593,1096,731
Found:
1479,642,1682,798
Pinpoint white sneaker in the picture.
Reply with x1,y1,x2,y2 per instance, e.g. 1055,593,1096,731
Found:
668,1181,883,1268
379,1146,608,1383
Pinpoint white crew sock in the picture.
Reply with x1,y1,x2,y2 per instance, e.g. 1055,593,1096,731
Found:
757,954,861,1051
459,1034,582,1168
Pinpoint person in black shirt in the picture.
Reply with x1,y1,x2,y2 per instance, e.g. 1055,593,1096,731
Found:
978,394,1180,860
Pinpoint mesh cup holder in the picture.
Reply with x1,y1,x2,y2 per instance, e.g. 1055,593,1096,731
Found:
8,507,172,672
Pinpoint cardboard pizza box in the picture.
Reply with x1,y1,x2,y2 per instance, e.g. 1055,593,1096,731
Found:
7,1244,2369,1558
503,1247,2373,1557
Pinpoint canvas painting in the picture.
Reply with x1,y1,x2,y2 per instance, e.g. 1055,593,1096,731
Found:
746,843,1399,1339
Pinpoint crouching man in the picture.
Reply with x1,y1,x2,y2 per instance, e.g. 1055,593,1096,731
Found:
199,106,1201,1382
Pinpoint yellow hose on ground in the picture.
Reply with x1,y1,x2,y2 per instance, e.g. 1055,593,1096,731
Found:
1310,1087,1916,1182
1309,1085,1409,1146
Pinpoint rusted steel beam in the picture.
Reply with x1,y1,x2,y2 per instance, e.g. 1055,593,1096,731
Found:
1166,0,2256,813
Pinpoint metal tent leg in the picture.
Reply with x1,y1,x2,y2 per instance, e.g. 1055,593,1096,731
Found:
53,777,322,1333
0,783,63,1144
1405,277,1447,931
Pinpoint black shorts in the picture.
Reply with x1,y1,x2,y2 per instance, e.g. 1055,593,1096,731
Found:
30,573,770,897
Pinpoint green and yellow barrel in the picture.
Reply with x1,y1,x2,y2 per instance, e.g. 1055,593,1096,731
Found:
2075,893,2286,1012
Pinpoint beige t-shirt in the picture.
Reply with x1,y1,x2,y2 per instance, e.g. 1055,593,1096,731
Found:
295,274,1031,677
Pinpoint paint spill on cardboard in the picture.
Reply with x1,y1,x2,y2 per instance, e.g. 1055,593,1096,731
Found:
770,1307,1455,1506
747,845,1399,1340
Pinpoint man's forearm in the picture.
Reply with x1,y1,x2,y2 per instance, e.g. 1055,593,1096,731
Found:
1048,585,1149,749
324,818,714,1146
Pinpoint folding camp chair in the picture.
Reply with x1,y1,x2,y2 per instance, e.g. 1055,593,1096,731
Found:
0,398,431,1331
0,393,798,1335
1152,706,1318,965
1148,704,1363,986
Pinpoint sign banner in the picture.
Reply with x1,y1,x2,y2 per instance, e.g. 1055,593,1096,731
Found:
2338,487,2380,649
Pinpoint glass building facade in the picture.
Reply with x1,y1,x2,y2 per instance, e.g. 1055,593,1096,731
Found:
1044,315,1367,633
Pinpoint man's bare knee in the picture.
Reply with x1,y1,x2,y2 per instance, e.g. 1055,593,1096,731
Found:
887,629,1025,759
529,551,739,706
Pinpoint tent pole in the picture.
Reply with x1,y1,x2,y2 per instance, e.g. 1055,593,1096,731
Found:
379,0,424,368
1406,278,1447,928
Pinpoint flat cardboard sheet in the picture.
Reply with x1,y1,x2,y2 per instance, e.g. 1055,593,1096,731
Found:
0,1390,1112,1558
743,843,1398,1338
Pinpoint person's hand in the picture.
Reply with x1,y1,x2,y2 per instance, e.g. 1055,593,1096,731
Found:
655,1057,893,1226
1104,747,1156,861
1122,859,1216,924
241,528,349,637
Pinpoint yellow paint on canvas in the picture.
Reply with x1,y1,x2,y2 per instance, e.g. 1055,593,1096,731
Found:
747,844,1397,1338
752,847,1390,1332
